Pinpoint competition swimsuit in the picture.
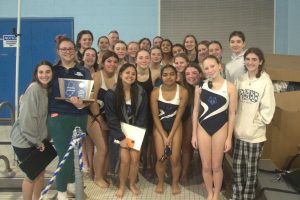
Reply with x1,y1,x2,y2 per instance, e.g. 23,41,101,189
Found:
136,69,153,97
199,80,229,135
158,84,180,133
97,70,117,117
125,100,133,125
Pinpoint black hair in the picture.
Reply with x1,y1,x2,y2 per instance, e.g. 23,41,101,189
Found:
172,43,187,54
160,39,173,57
138,37,152,50
244,47,265,78
76,30,94,49
160,64,177,77
114,63,139,121
108,30,119,35
229,31,246,42
153,36,163,41
97,36,109,46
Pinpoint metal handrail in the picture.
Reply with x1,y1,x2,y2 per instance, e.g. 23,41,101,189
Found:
0,101,16,177
0,101,15,125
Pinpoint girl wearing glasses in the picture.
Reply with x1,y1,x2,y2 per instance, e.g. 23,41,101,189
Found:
48,35,92,200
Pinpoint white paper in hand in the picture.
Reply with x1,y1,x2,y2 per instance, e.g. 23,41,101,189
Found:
120,122,146,151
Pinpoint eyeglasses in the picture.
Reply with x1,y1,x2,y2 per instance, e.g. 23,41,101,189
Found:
59,48,75,53
159,146,172,163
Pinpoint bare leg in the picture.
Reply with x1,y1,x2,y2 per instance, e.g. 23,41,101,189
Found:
153,128,167,194
116,147,130,198
181,117,193,184
22,177,34,200
211,126,227,200
170,123,182,195
128,150,142,196
87,116,109,188
81,139,89,172
33,170,45,200
197,126,213,200
84,135,95,178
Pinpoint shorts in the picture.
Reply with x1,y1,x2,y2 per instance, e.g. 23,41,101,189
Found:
13,146,35,163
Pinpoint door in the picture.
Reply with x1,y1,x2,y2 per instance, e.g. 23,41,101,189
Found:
0,18,74,118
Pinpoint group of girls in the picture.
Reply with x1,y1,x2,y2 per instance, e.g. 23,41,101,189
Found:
10,29,275,200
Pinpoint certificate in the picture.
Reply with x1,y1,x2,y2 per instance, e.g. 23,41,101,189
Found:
55,78,94,102
114,122,146,151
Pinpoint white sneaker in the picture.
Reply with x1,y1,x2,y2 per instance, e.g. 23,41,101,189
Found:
57,191,68,200
67,183,75,197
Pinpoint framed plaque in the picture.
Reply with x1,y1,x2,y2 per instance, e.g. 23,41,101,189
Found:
55,78,94,102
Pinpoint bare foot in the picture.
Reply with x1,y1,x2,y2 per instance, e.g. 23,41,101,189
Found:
172,183,181,195
129,184,140,196
155,182,164,194
206,193,213,200
94,179,109,188
180,175,188,185
105,177,113,185
212,192,220,200
115,187,125,198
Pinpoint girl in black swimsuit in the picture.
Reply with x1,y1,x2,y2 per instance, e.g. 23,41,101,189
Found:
192,55,237,200
151,65,188,195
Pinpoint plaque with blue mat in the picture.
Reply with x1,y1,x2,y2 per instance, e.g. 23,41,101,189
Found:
55,78,95,102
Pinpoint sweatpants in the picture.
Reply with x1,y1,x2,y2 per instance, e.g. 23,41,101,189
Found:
48,114,87,192
232,138,264,200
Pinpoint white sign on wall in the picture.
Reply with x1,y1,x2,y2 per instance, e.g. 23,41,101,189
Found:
3,35,17,48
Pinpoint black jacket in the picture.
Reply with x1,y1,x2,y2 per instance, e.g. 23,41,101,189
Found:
104,84,148,141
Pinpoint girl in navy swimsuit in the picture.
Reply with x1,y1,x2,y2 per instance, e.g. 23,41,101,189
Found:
192,55,237,200
151,65,188,195
88,51,119,188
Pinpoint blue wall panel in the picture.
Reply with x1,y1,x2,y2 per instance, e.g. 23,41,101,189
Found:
0,18,73,117
0,0,159,45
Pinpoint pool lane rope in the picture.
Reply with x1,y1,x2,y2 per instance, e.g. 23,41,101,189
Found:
39,126,86,200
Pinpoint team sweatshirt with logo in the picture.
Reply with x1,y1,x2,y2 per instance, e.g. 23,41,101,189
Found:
234,71,276,143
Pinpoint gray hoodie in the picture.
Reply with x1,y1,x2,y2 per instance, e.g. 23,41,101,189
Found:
10,82,49,148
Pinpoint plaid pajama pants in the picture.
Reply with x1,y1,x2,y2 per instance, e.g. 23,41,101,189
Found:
232,138,264,200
